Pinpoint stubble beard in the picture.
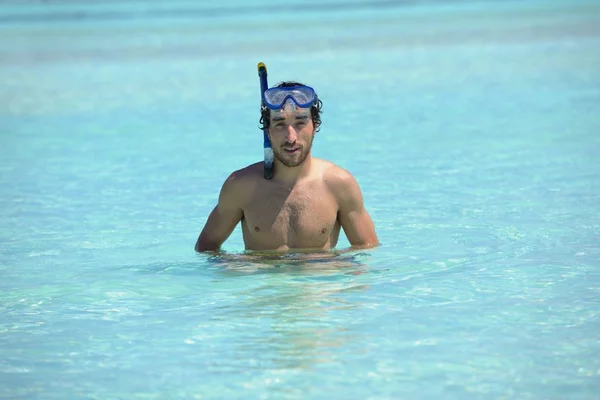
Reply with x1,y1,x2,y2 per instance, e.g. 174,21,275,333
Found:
273,136,314,168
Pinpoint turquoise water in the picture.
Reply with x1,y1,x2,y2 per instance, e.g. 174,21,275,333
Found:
2,0,600,398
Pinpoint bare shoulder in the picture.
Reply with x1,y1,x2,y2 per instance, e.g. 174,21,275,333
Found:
219,162,263,201
223,162,262,186
318,159,362,196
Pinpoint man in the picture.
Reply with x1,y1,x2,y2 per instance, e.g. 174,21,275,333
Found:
195,81,379,253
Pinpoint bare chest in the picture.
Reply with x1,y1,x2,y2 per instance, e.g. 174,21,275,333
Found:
241,186,339,249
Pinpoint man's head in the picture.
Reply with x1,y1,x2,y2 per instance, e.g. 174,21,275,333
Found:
259,81,323,168
260,81,323,132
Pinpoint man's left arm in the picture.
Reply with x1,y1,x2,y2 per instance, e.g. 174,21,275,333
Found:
333,170,379,249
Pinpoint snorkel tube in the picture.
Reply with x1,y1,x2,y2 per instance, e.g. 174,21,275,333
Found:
257,62,274,180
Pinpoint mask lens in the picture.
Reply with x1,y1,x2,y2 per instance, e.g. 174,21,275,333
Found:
263,86,316,110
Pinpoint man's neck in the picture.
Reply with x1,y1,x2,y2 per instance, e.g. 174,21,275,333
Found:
273,155,314,184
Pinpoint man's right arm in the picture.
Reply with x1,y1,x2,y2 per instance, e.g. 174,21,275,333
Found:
194,173,245,253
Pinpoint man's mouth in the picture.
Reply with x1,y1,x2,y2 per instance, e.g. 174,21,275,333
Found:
283,146,300,154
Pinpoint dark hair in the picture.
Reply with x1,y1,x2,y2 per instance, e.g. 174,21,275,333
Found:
259,81,323,132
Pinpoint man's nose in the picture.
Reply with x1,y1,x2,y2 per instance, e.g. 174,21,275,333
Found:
285,125,298,142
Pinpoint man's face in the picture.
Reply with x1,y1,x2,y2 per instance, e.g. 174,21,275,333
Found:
268,102,316,168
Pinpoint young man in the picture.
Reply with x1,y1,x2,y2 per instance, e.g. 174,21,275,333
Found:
195,81,379,253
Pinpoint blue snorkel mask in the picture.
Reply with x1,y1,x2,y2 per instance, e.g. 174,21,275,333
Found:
262,85,318,110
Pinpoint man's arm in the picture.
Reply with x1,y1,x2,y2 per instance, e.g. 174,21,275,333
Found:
330,168,379,249
195,173,245,253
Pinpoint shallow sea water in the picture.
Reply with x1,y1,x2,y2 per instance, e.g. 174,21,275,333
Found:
1,0,600,398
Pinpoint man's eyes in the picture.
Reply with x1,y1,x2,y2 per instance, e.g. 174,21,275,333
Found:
273,120,307,129
275,121,306,128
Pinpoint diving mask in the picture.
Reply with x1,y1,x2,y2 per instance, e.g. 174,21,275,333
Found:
262,85,317,110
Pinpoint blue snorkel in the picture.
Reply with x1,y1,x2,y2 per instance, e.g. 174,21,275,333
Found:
257,62,274,180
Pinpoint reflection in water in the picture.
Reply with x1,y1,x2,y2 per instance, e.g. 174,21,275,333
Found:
207,251,372,372
208,250,371,274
